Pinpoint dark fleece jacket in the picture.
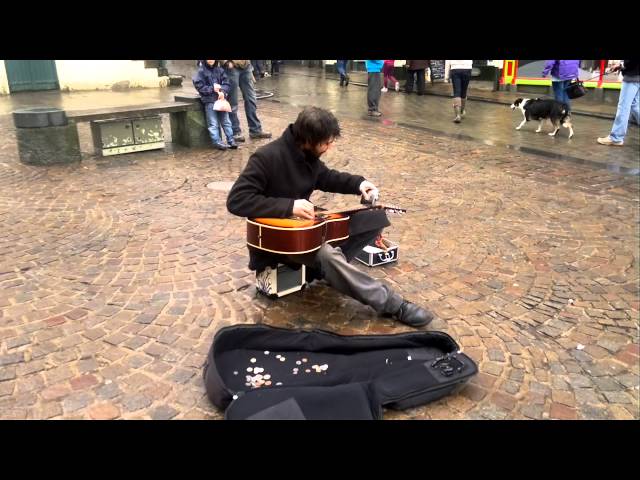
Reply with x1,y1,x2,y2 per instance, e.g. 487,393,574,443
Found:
227,124,365,271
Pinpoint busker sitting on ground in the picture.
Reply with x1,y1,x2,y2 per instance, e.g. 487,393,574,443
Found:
226,106,435,328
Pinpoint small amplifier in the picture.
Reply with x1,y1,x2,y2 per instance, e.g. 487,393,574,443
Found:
256,264,306,298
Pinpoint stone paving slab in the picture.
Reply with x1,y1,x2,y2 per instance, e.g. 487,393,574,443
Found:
0,90,638,420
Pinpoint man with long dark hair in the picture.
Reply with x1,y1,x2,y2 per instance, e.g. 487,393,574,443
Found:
227,106,435,328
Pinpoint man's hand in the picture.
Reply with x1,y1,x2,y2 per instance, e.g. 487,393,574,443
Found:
359,180,379,203
292,199,315,220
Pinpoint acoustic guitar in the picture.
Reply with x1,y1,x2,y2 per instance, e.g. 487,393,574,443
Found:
246,204,406,255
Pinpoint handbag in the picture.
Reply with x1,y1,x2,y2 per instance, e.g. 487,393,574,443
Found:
565,79,587,99
213,98,231,112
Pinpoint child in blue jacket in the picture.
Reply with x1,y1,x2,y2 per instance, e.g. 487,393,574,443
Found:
193,60,237,150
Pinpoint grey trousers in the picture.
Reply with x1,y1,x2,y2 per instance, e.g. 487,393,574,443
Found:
286,229,403,316
367,72,382,112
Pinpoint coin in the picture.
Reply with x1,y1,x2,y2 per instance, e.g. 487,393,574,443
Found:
280,357,286,362
245,383,251,387
276,382,283,386
302,358,308,363
233,371,238,375
264,374,271,380
264,351,270,355
250,358,257,363
276,354,281,359
296,361,302,365
265,381,272,386
407,356,412,361
305,369,310,373
247,367,253,372
232,395,238,400
320,364,328,371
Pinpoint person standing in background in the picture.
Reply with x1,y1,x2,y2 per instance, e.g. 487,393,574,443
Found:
336,60,350,87
365,60,384,117
597,59,640,146
381,60,400,92
192,60,237,150
445,60,473,123
220,60,272,143
541,60,580,112
404,60,429,95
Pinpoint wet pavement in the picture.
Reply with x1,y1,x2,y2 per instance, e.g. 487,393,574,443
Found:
2,67,637,174
313,67,620,119
0,72,638,420
258,67,640,175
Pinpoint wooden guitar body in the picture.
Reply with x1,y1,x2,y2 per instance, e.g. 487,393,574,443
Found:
247,214,349,255
246,204,405,255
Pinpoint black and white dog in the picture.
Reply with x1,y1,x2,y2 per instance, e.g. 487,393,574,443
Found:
510,98,574,138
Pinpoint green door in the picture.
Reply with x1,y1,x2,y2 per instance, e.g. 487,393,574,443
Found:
4,60,59,92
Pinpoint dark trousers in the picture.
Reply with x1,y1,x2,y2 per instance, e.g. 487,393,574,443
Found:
552,80,572,111
450,69,471,98
367,72,382,111
251,60,265,78
285,228,403,316
405,69,426,94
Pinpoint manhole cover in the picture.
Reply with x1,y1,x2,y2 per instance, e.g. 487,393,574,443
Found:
256,90,274,99
206,181,234,192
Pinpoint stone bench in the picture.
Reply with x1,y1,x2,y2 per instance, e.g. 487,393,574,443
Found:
12,96,210,166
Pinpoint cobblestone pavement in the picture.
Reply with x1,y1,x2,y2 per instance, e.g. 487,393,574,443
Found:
0,85,639,420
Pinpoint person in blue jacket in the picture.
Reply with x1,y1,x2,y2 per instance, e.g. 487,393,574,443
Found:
193,60,238,150
365,60,384,117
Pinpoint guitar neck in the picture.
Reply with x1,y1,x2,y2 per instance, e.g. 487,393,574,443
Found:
317,204,405,217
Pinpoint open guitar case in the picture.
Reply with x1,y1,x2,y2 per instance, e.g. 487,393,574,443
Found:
203,324,478,420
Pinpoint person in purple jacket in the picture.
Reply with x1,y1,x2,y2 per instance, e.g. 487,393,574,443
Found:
542,60,580,111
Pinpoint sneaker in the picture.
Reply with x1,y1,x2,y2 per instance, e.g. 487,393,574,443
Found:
228,143,238,149
367,110,382,117
249,131,273,139
213,143,228,151
381,87,388,92
395,81,400,92
233,134,246,143
597,136,624,146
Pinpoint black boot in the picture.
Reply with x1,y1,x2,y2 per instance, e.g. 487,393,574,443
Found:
393,301,434,327
340,75,345,87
